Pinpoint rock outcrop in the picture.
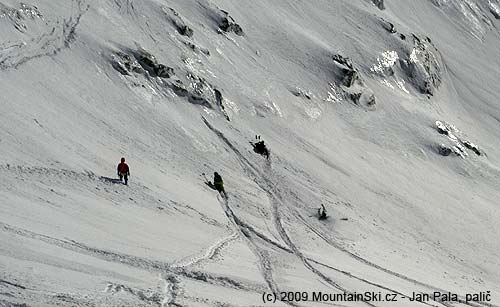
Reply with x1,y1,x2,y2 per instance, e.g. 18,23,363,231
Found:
435,121,482,157
164,7,194,37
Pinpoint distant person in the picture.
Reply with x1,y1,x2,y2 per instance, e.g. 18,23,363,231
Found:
117,157,130,185
252,135,270,159
213,172,226,197
318,204,327,220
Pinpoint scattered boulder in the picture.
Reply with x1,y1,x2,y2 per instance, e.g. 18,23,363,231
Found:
291,87,313,100
435,121,483,158
372,0,385,10
330,53,376,109
164,7,194,37
463,141,481,156
436,121,449,135
349,93,362,105
332,54,358,87
490,5,500,19
111,52,143,75
170,79,189,97
155,64,174,78
133,48,175,78
218,9,244,35
201,2,244,36
379,18,396,33
366,94,376,107
438,144,452,156
0,2,43,33
399,34,442,96
111,47,229,120
489,0,500,19
369,31,442,96
183,41,210,56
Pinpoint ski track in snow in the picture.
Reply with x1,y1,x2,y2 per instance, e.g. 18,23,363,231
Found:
0,0,89,70
170,231,239,269
0,164,269,306
0,219,265,306
202,116,376,307
201,116,499,307
218,195,297,307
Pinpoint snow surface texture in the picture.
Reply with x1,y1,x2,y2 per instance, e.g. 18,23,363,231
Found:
1,0,500,306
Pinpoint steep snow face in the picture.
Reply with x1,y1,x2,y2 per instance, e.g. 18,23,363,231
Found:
1,0,500,306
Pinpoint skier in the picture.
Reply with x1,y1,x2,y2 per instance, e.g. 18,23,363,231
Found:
213,172,226,197
117,157,130,185
318,204,327,220
252,135,270,159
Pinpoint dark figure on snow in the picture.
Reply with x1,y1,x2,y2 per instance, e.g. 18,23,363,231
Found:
213,172,226,197
117,157,130,185
252,135,270,159
318,204,327,220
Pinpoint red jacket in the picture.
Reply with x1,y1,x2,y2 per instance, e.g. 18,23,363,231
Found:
117,162,129,174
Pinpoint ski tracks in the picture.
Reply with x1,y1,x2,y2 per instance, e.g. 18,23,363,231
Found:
201,117,499,307
0,0,89,70
170,231,239,269
217,196,297,307
202,117,376,307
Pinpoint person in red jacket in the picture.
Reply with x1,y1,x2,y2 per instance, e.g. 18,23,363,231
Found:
117,157,130,185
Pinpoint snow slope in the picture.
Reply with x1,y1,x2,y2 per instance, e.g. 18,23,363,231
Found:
1,0,500,306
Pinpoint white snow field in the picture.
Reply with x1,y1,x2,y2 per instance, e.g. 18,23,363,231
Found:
1,0,500,306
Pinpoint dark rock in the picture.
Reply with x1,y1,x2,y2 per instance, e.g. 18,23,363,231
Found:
133,48,175,78
380,18,396,33
291,88,312,100
349,93,362,104
400,33,406,40
490,7,500,19
399,34,442,96
165,7,194,37
214,88,224,109
188,94,212,108
343,69,358,87
463,141,481,156
439,144,452,156
366,94,376,107
183,41,210,56
372,0,385,10
332,54,358,87
170,80,189,97
218,10,244,35
155,64,174,78
111,52,143,75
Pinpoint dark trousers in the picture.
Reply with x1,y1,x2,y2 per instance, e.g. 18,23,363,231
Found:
119,173,128,185
214,183,225,196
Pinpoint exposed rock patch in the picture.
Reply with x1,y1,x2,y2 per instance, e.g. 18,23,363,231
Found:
330,54,376,109
400,34,442,95
370,32,443,96
163,7,193,37
291,87,313,100
132,48,175,78
218,10,244,35
438,144,453,156
182,41,210,56
372,0,385,10
332,54,359,87
489,2,500,19
379,18,396,33
111,52,143,76
110,47,229,120
200,2,244,36
434,121,482,157
0,2,43,33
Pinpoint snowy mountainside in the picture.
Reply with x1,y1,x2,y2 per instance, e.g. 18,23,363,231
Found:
1,0,500,306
